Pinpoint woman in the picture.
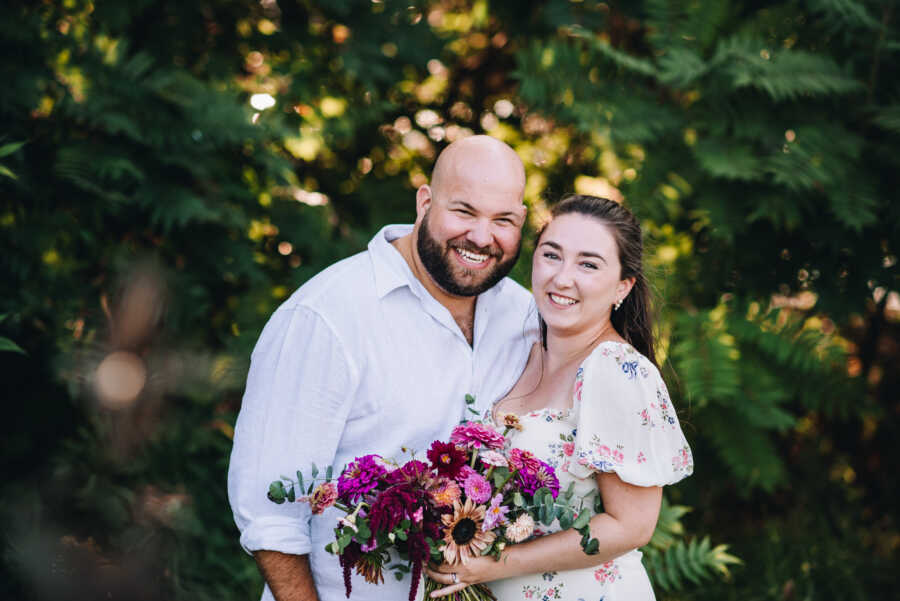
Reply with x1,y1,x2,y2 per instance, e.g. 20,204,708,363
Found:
426,195,693,600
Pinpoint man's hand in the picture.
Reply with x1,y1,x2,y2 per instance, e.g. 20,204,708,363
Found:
254,550,320,601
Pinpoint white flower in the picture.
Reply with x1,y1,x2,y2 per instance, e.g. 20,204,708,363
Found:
479,450,509,467
504,513,535,543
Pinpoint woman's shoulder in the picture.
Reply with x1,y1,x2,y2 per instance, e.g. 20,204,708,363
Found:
581,340,660,382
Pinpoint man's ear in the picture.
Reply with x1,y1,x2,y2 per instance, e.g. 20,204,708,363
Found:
415,185,432,222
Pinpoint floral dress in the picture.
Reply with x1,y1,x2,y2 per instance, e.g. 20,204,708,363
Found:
485,341,693,601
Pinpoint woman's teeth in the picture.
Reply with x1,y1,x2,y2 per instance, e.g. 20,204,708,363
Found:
549,293,577,306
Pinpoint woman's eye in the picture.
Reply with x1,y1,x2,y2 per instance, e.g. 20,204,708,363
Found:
542,252,560,260
581,262,598,270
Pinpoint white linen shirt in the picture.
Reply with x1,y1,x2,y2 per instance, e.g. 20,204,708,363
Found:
228,224,537,601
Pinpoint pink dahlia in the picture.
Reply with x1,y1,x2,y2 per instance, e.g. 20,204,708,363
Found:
450,423,505,451
463,472,492,504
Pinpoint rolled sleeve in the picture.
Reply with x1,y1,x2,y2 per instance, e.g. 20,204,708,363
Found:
227,305,357,556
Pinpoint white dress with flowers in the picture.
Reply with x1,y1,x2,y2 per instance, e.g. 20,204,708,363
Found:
485,341,693,601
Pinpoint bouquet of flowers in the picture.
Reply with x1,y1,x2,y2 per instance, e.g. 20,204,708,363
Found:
268,418,593,601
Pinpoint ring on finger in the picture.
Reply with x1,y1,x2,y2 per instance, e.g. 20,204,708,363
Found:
451,572,459,584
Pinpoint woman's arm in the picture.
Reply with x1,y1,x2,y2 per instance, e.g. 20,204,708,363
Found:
425,472,662,597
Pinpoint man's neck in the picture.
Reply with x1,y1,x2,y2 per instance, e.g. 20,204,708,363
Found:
391,233,477,345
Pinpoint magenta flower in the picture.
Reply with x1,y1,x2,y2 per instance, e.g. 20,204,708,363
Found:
454,464,478,485
427,441,467,478
463,472,492,504
482,493,509,531
450,423,505,450
337,454,388,503
508,448,542,474
517,460,560,498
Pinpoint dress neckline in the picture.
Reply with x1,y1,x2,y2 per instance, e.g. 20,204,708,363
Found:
490,339,632,425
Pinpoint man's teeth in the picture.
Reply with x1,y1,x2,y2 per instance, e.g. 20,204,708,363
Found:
550,293,577,306
456,248,488,263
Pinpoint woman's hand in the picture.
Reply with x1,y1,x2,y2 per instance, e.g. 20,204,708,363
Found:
424,556,499,598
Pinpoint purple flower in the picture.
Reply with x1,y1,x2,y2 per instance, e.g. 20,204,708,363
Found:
338,455,388,503
463,472,492,504
450,423,505,450
517,460,560,498
482,494,509,531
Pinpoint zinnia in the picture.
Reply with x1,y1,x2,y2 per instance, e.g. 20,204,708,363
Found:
338,455,387,503
508,448,542,474
450,423,505,450
478,450,508,467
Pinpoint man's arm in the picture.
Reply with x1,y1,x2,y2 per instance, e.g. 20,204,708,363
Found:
228,305,358,601
254,551,319,601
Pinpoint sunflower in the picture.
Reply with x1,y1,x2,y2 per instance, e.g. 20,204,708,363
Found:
440,498,496,565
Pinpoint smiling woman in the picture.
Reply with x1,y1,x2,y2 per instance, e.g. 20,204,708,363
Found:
426,196,690,601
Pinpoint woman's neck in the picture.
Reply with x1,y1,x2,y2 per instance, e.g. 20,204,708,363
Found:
543,318,621,371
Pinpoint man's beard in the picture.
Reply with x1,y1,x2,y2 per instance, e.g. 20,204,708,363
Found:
417,212,520,297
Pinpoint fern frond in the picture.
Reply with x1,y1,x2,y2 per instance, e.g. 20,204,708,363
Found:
643,537,742,591
712,36,863,101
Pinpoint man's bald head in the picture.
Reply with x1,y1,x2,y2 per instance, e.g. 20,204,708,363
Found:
430,135,525,203
408,135,527,299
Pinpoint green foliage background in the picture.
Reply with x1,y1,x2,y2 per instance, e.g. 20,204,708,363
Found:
1,1,897,599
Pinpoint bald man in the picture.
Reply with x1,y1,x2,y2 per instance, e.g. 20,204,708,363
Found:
228,136,538,601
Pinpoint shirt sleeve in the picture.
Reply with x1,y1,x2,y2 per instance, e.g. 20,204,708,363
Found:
227,304,358,555
567,344,694,487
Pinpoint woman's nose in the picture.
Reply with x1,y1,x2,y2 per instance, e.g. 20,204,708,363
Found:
551,263,575,288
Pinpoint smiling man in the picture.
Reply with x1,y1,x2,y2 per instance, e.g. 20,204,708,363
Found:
228,135,537,601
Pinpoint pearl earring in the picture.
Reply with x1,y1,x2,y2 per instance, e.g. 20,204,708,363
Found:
614,299,623,311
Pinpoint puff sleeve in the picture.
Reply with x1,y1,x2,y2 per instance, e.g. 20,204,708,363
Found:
567,342,694,487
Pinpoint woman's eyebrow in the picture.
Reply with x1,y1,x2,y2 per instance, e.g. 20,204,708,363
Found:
539,240,607,264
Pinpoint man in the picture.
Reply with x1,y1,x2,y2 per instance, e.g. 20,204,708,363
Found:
228,135,537,601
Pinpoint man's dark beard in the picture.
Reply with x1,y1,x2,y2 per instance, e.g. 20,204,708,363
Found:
417,212,520,297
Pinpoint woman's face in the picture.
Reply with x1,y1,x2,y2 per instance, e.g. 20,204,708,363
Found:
532,213,634,337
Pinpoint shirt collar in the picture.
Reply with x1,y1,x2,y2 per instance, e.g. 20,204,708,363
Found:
368,224,508,303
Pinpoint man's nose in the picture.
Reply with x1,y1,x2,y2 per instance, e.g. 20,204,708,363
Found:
466,219,494,250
